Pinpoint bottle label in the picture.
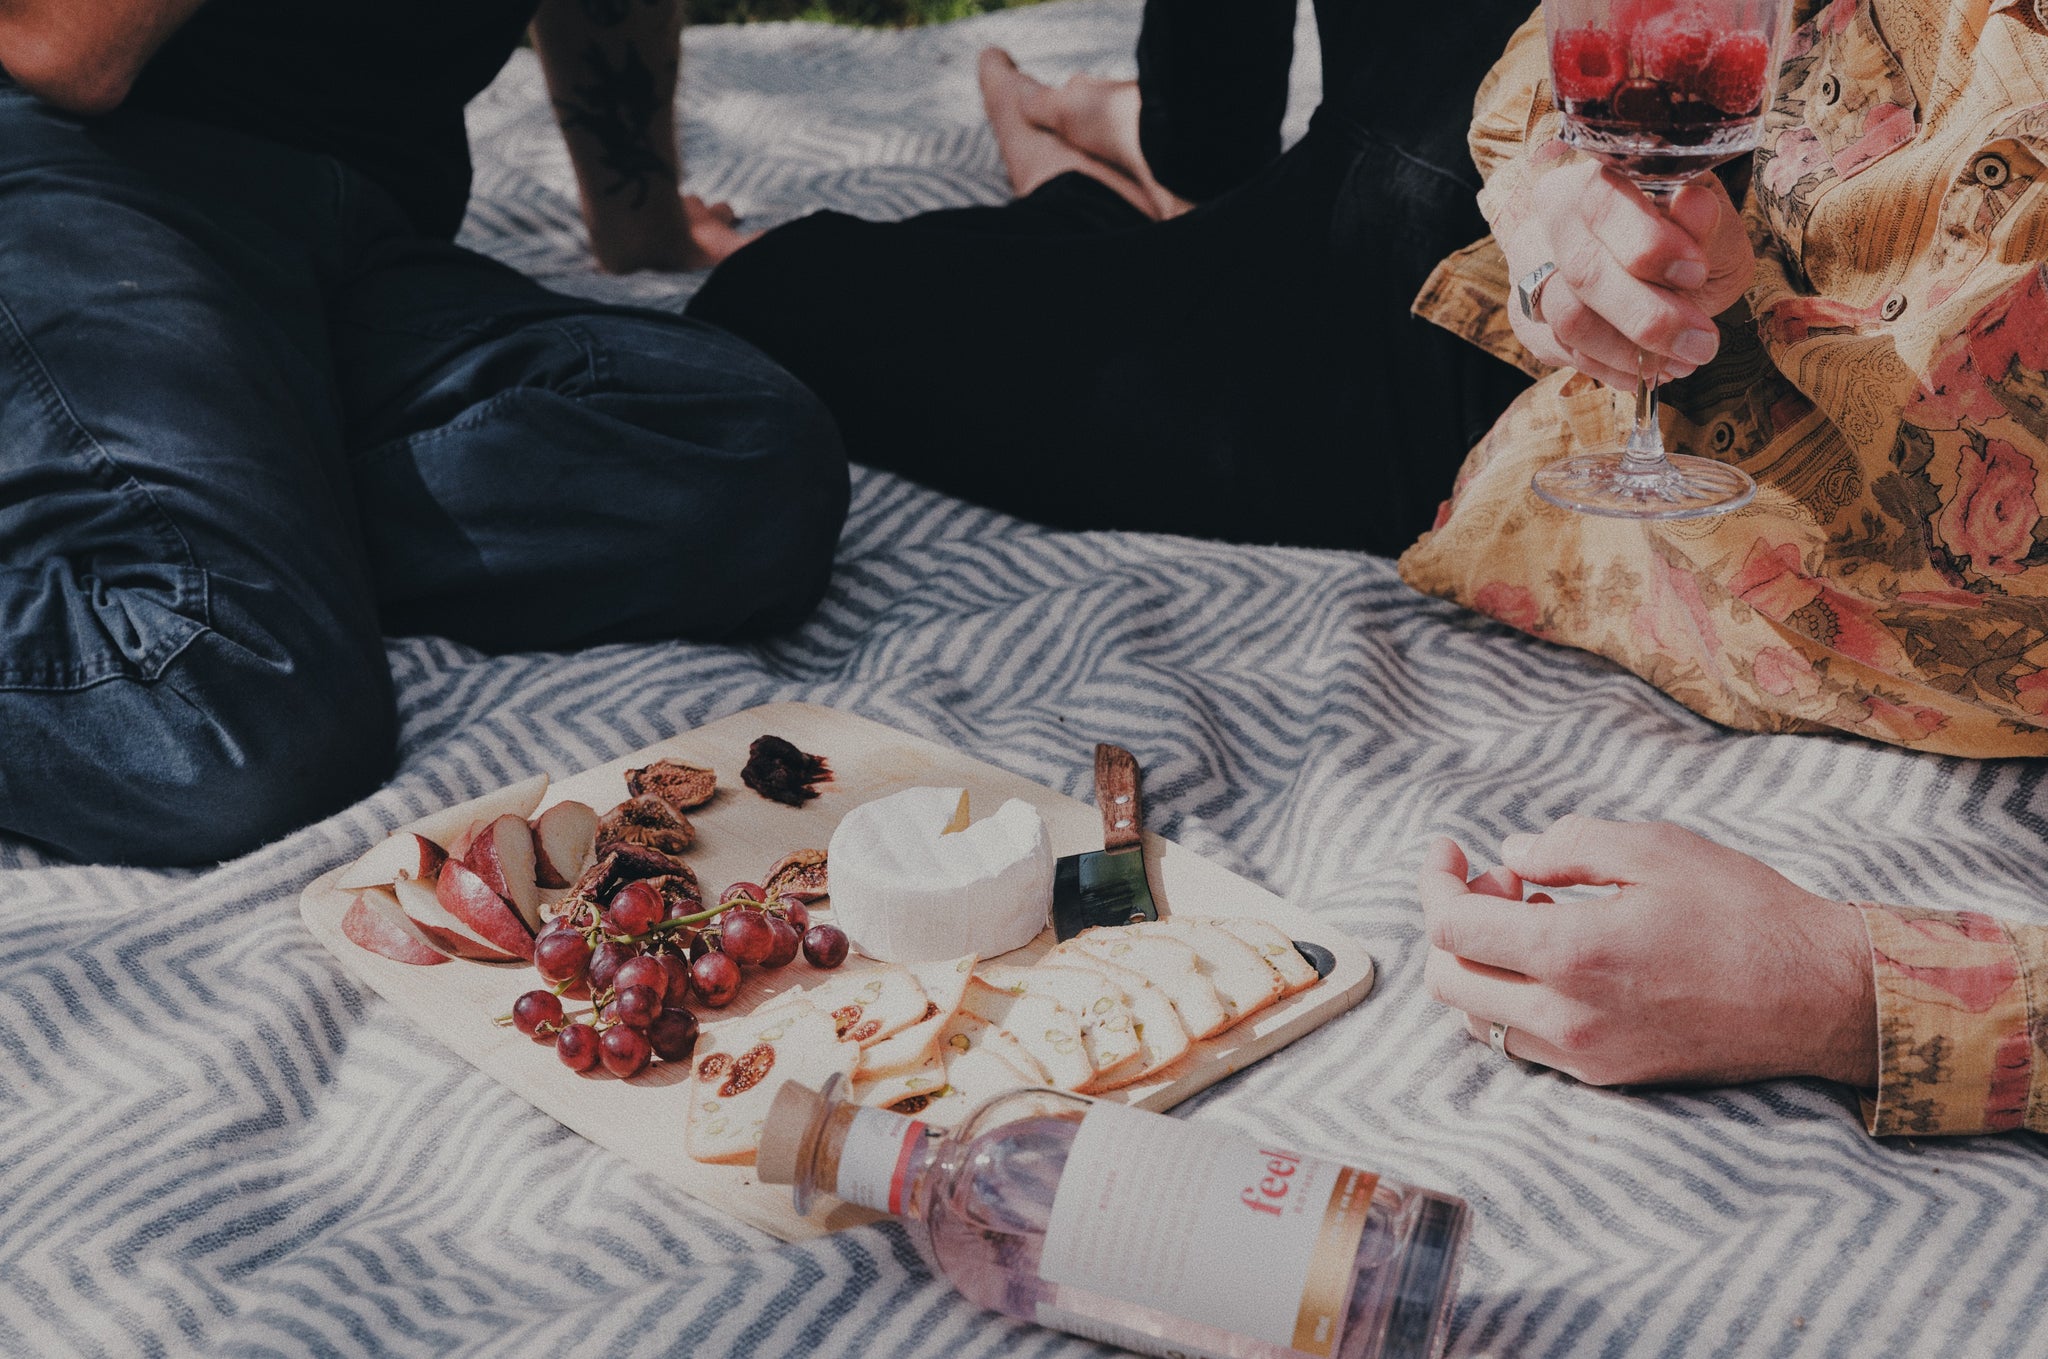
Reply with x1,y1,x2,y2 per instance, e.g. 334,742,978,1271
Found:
1037,1101,1377,1358
1032,1301,1237,1359
837,1106,927,1216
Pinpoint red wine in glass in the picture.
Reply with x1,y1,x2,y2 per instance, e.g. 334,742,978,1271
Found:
1532,0,1789,518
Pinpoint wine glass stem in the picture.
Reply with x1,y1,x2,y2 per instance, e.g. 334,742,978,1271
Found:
1623,182,1683,478
1625,353,1667,474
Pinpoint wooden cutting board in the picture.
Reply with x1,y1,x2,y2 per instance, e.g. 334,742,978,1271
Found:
300,702,1375,1242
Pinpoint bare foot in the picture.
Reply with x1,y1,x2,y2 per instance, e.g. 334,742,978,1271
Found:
977,48,1154,216
1019,73,1194,220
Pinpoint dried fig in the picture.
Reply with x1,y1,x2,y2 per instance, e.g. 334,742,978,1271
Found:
567,844,688,909
647,873,703,916
741,735,829,807
719,1044,775,1098
762,848,828,904
597,795,696,856
625,758,718,812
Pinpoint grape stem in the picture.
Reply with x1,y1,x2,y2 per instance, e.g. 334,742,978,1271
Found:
657,896,763,931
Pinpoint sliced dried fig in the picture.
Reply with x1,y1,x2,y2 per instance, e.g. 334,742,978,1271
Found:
763,848,828,904
626,758,718,812
648,873,703,916
566,844,689,910
719,1044,775,1098
597,795,696,856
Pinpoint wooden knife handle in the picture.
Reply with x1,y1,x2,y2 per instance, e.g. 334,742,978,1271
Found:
1093,744,1143,853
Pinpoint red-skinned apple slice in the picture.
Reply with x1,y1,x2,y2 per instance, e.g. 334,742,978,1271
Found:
463,814,542,931
436,862,536,960
531,801,599,890
406,773,551,854
392,876,523,963
341,888,451,966
335,832,447,892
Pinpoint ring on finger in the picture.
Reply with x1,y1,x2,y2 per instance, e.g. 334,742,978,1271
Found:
1489,1020,1512,1059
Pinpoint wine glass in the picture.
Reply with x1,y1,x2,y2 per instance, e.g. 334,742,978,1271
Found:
1531,0,1790,519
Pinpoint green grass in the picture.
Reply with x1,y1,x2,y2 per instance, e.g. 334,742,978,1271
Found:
692,0,1044,25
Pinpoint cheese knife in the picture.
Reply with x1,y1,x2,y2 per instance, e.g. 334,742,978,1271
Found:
1050,743,1158,940
1050,744,1334,980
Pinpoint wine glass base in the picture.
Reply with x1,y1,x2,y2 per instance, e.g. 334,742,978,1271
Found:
1531,453,1756,520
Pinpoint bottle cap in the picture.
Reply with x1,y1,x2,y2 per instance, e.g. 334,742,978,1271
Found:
757,1080,826,1186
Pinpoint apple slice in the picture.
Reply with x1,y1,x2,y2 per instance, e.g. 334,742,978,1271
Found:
531,801,599,890
436,862,536,960
341,888,450,966
406,773,551,854
392,876,523,962
463,814,542,931
336,832,447,891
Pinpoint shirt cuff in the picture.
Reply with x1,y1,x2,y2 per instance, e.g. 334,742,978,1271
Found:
1857,903,2045,1137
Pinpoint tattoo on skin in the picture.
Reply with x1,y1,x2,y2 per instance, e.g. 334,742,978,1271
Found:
554,40,677,208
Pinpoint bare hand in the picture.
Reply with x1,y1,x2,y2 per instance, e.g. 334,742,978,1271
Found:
589,193,759,274
1418,817,1878,1090
1505,162,1754,390
679,194,757,269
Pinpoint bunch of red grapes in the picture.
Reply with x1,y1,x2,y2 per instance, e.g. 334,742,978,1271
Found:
1551,1,1772,126
506,872,849,1079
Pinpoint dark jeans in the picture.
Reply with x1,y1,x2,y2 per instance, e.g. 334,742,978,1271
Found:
0,83,848,865
688,0,1531,554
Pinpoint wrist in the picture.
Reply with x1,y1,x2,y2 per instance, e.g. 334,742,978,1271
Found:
1806,900,1879,1090
585,191,692,274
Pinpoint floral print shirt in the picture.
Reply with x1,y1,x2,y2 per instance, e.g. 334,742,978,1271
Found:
1407,1,2048,1136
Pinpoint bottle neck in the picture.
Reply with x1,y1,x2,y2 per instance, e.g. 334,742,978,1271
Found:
813,1101,941,1219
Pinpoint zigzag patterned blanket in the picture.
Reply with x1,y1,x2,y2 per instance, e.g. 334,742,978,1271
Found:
3,3,2044,1356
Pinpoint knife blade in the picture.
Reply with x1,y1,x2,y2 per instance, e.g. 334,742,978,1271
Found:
1050,744,1158,940
1049,744,1338,980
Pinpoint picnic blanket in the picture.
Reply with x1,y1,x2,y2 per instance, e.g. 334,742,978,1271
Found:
4,3,2045,1356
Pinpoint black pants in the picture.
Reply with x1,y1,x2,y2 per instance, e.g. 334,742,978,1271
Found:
688,0,1533,554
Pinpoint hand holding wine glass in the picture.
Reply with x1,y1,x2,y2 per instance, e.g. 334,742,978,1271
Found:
1505,163,1755,392
1522,0,1790,519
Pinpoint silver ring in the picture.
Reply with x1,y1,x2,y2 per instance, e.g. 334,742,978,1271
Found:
1516,260,1560,324
1489,1020,1511,1059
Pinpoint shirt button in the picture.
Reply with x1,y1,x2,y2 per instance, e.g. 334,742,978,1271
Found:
1881,291,1909,322
1709,420,1739,454
1975,153,2012,188
1819,75,1841,105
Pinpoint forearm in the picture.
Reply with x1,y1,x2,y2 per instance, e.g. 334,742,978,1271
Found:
530,0,689,272
0,0,204,113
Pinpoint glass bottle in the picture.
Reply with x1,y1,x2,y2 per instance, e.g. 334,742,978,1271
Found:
758,1076,1470,1359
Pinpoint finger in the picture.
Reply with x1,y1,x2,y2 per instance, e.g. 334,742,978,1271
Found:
1666,177,1730,247
1424,947,1548,1024
1554,239,1721,367
1468,866,1525,900
1542,285,1702,384
1420,836,1471,882
1462,1012,1571,1069
1570,166,1713,290
1419,878,1553,974
1499,815,1706,887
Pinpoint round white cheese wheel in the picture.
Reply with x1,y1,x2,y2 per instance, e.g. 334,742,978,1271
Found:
828,786,1052,963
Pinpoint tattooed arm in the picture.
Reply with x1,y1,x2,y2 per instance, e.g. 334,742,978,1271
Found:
530,0,750,272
